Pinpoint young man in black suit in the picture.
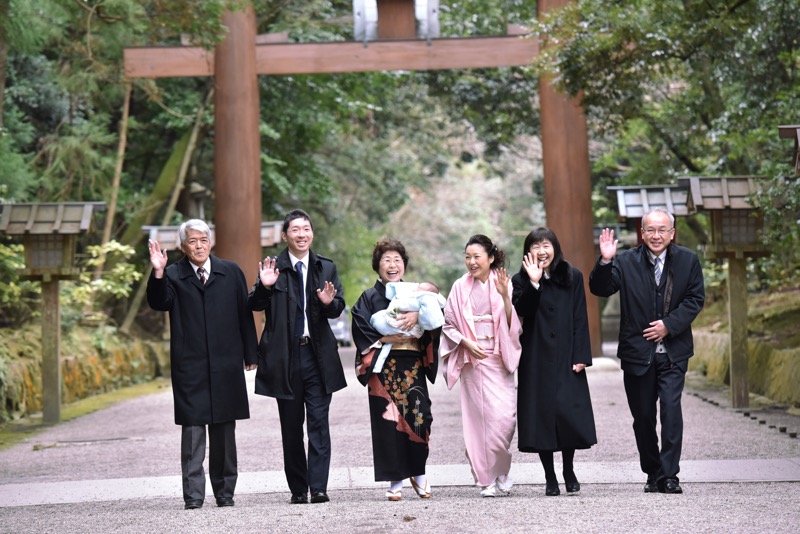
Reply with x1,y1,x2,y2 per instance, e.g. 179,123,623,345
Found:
249,209,346,504
590,207,705,494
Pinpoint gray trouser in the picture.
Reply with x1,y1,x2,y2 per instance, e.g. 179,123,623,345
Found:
181,421,237,502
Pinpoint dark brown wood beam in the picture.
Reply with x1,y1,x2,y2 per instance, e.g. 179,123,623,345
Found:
124,36,539,78
213,7,262,294
377,0,416,39
538,0,601,357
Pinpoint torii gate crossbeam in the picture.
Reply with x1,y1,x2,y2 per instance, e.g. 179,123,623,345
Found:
124,8,602,356
124,35,540,77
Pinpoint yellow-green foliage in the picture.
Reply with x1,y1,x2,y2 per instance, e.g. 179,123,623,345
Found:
0,324,162,422
692,332,800,406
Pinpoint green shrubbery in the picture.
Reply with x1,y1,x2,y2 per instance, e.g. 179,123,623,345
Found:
0,240,140,331
0,242,38,327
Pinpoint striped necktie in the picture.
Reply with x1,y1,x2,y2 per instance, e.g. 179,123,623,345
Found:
197,267,207,285
654,257,662,285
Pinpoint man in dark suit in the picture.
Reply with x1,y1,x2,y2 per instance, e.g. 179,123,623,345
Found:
590,207,704,494
147,219,258,510
248,209,346,504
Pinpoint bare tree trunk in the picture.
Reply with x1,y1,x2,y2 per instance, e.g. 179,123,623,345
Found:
161,88,214,226
93,81,132,281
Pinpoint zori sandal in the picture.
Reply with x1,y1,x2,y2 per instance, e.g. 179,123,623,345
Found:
410,476,431,499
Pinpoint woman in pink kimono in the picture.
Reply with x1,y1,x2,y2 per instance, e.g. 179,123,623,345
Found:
440,234,522,497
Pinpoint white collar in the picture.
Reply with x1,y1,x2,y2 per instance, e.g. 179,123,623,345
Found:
647,249,666,265
191,258,211,274
288,252,308,270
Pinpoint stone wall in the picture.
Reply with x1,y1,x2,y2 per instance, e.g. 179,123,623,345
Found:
691,332,800,406
0,326,169,422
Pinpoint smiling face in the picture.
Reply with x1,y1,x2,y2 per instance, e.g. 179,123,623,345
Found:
642,210,674,257
282,216,314,258
378,250,405,285
180,229,211,267
528,239,555,272
465,244,493,283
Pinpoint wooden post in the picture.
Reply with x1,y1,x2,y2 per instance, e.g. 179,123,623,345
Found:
538,0,601,357
377,0,416,39
41,279,61,423
728,257,749,408
214,6,262,281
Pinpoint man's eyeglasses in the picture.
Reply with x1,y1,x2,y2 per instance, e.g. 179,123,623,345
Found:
642,227,674,237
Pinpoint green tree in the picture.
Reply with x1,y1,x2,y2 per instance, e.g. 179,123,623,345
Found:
533,0,800,285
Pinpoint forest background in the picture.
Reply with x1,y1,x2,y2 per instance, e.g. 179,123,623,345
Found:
0,1,799,419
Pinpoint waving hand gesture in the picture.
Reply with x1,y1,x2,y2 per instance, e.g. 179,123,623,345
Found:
494,267,510,298
148,240,167,278
522,253,543,284
599,228,618,262
258,257,280,288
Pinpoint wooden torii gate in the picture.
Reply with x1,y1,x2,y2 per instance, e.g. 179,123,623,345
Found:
124,0,601,356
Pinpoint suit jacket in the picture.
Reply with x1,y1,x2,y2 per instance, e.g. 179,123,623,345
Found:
248,248,347,398
147,255,258,425
589,243,704,375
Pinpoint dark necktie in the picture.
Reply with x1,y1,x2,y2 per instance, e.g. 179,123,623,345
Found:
654,257,662,285
197,267,207,285
295,261,305,338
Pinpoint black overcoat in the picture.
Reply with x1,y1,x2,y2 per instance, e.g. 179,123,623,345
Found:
248,248,347,399
147,255,258,426
511,261,597,452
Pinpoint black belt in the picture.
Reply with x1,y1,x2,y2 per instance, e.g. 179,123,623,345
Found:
298,336,311,345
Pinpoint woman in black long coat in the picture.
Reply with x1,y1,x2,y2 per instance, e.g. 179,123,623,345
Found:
511,227,597,496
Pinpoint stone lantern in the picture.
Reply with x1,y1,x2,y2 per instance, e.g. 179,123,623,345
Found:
608,184,690,244
679,176,766,408
0,202,105,423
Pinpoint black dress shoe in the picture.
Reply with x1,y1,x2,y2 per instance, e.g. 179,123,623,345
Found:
660,478,683,494
545,481,560,496
310,491,330,503
184,499,203,510
565,481,580,494
216,497,234,507
290,493,308,504
644,476,658,493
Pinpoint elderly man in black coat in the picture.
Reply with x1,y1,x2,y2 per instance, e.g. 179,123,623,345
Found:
249,209,346,505
590,207,704,495
147,219,257,510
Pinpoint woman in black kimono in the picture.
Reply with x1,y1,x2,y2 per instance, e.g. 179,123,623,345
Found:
511,227,597,496
351,239,440,501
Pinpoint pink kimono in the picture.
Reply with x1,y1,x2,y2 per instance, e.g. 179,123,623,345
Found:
440,271,522,487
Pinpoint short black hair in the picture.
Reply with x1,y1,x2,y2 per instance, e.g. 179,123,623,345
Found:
282,209,313,233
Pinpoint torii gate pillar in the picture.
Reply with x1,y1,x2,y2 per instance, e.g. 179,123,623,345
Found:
539,0,601,357
214,6,262,280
